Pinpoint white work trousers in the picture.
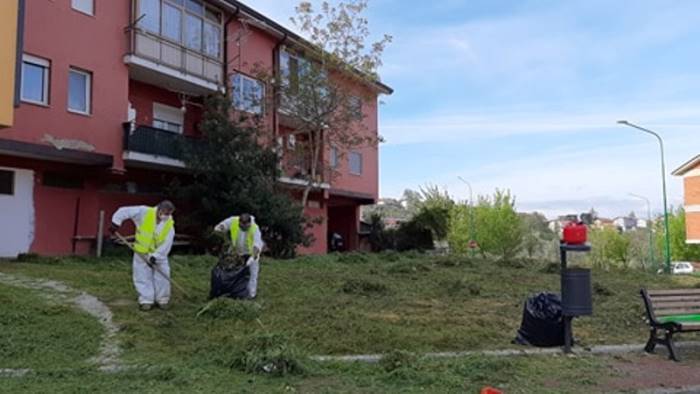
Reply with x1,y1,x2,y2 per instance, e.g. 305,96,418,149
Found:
132,254,170,305
247,258,260,298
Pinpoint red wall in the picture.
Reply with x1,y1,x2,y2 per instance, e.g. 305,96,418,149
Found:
129,80,203,137
298,203,328,255
1,0,130,169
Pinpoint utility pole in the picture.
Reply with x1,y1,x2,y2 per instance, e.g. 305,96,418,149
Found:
618,121,671,274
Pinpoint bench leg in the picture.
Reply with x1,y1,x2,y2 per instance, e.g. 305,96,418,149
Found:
644,328,657,353
665,331,680,362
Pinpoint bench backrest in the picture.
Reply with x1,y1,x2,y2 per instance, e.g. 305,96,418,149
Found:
641,288,700,323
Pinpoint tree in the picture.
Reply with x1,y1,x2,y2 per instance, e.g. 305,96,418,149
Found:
174,93,309,258
269,0,392,207
656,208,700,262
413,185,454,241
448,189,524,260
588,227,631,269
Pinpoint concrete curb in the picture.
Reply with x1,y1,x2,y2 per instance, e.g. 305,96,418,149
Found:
311,341,700,363
0,272,122,372
638,385,700,394
0,369,31,378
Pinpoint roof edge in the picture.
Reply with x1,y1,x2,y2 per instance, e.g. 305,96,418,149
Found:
672,154,700,176
225,0,393,95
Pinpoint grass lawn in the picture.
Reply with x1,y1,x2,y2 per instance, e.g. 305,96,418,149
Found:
1,252,699,392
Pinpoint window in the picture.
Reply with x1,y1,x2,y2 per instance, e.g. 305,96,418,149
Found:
42,172,84,189
71,0,94,15
203,22,221,57
136,0,222,59
0,170,14,195
349,151,362,175
21,55,49,105
185,14,202,50
330,146,339,168
68,68,91,114
232,73,264,114
280,49,311,93
349,96,363,119
162,2,182,42
153,103,183,133
138,0,160,33
185,0,203,14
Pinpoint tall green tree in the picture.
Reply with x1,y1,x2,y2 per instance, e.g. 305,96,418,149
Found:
655,208,700,262
174,93,309,258
253,0,393,207
449,189,524,260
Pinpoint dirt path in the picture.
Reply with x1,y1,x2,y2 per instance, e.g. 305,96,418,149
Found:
601,350,700,393
0,272,122,372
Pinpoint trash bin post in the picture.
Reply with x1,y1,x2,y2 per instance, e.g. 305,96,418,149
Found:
559,242,592,354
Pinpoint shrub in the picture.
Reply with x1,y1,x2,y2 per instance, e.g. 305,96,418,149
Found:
230,333,306,376
380,350,418,373
196,298,262,321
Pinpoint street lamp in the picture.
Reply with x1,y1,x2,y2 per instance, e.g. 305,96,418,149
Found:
629,192,655,271
618,120,671,274
457,176,476,256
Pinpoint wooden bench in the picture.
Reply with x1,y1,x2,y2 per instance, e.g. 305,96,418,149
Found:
640,288,700,361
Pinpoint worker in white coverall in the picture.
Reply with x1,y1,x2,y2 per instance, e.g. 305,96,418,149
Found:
110,200,175,311
214,213,263,298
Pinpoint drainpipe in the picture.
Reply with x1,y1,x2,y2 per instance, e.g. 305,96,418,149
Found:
222,6,240,95
273,33,288,144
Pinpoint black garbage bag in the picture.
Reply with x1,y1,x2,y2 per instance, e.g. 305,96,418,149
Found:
209,255,251,299
514,292,564,347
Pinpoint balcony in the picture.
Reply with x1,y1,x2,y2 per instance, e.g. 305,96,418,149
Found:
125,0,225,96
122,123,194,169
278,150,331,190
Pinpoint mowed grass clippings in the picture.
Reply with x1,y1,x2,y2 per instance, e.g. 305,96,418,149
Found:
1,252,699,392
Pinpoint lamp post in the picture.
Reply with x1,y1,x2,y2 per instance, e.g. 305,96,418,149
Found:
457,176,476,257
618,120,671,274
629,193,655,271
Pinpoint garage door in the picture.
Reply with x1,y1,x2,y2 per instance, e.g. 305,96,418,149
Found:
0,167,34,257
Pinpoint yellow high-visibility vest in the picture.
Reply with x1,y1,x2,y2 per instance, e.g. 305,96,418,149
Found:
230,217,258,255
134,207,174,254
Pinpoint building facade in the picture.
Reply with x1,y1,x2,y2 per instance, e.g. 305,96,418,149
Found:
0,0,391,257
672,154,700,244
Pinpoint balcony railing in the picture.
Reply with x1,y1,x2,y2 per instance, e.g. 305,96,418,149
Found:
122,123,195,162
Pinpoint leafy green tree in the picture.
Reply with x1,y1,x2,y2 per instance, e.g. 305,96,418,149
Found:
449,189,524,260
174,93,309,258
588,227,631,269
257,0,393,207
655,208,700,262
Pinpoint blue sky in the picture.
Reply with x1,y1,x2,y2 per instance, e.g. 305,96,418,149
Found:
243,0,700,218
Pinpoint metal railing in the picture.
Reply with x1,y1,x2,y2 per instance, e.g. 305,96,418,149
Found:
122,123,195,160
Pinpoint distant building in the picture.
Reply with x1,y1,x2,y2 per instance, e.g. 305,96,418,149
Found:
592,218,617,230
613,216,638,232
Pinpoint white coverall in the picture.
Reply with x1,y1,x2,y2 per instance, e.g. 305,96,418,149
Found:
112,206,175,306
215,216,264,298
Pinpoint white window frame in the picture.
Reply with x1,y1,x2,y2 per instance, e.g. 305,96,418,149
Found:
137,0,223,61
349,96,363,119
152,102,184,134
330,146,339,169
67,68,92,115
231,73,265,115
349,151,362,175
21,54,50,106
71,0,94,16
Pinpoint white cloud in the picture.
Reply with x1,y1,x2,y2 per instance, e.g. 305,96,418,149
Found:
380,103,700,145
381,132,697,219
